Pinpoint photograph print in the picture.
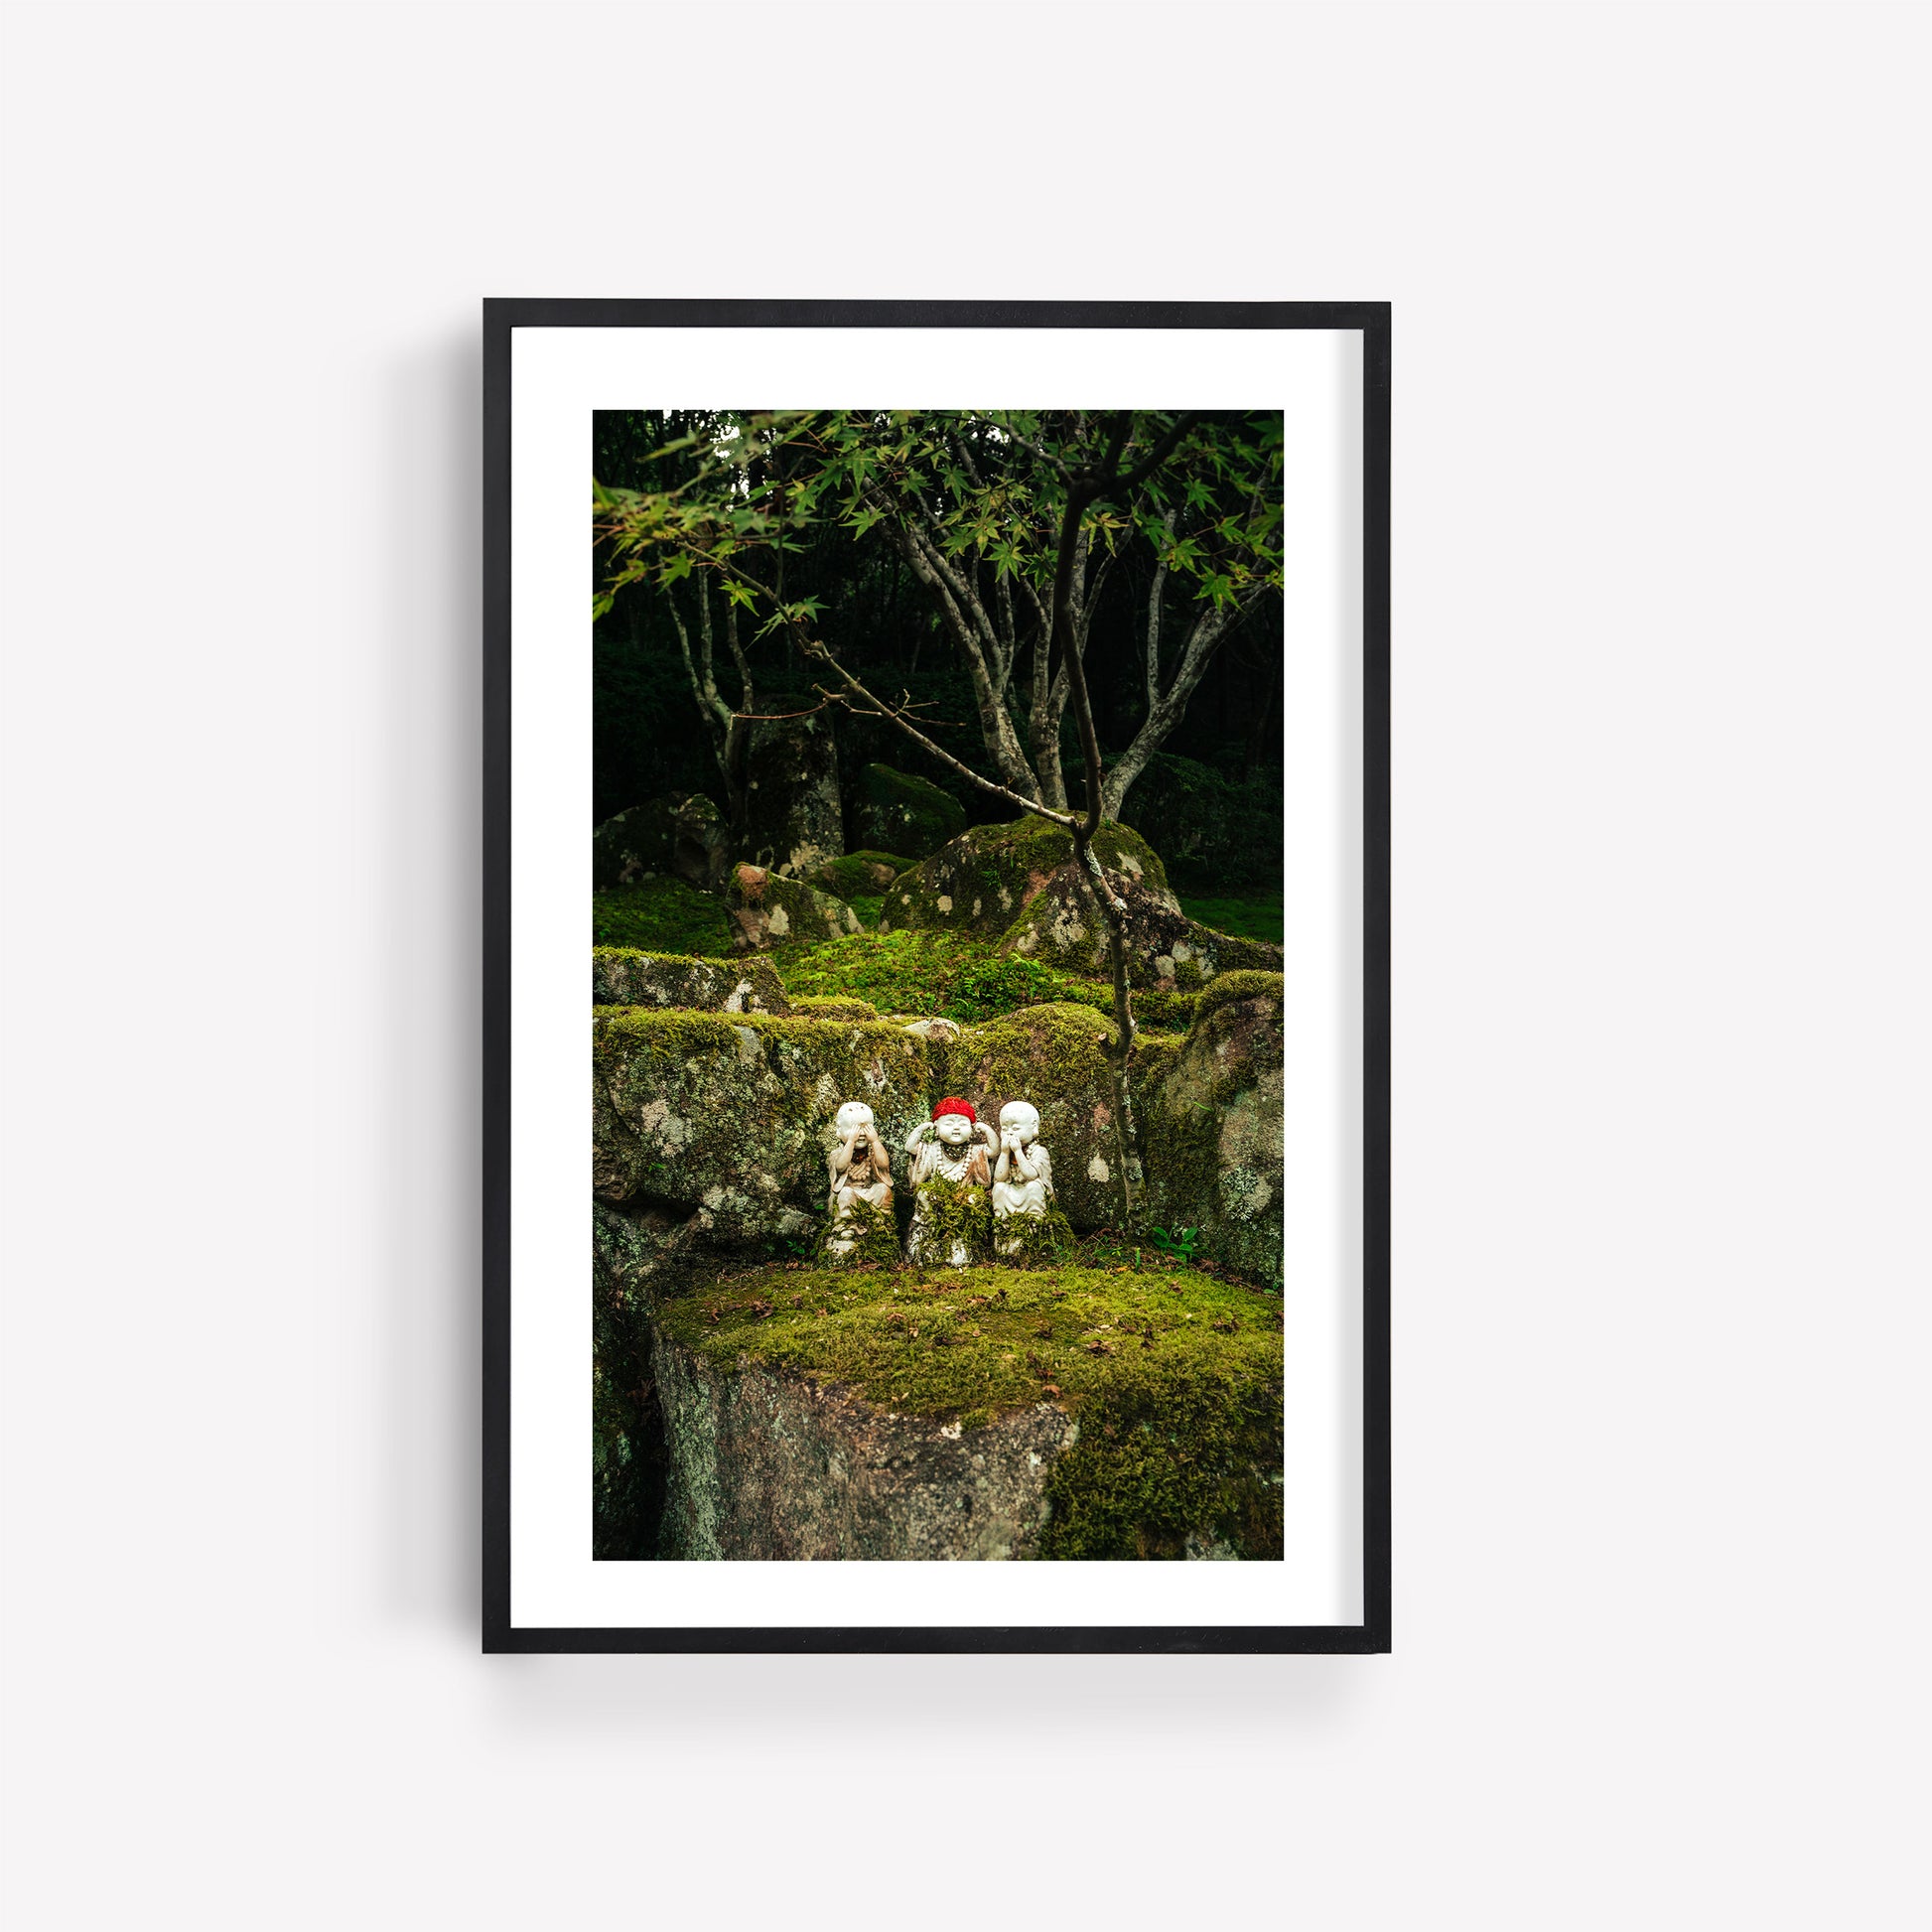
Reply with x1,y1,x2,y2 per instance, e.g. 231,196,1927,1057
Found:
589,407,1293,1564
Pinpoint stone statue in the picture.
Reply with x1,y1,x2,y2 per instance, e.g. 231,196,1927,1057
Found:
823,1099,895,1262
902,1097,997,1266
991,1097,1073,1263
992,1100,1054,1217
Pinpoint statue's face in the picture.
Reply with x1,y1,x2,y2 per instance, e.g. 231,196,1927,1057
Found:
933,1111,975,1149
836,1102,876,1136
1000,1101,1039,1144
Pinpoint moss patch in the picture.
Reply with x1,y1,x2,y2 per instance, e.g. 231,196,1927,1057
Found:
905,1178,993,1267
1178,894,1284,944
808,850,915,902
1190,969,1285,1033
791,994,881,1023
594,878,735,956
818,1193,901,1268
993,1203,1077,1266
656,1259,1283,1560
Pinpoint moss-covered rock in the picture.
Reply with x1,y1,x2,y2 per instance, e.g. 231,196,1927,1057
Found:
740,715,843,878
724,863,862,953
945,1003,1132,1233
852,762,967,860
1140,972,1285,1281
593,877,736,956
790,995,880,1023
651,1259,1283,1560
1181,924,1285,977
904,1178,993,1267
593,791,733,894
880,816,1172,939
807,850,913,901
592,947,791,1015
592,1008,935,1243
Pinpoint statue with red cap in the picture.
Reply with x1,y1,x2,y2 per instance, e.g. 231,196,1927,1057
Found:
901,1096,998,1266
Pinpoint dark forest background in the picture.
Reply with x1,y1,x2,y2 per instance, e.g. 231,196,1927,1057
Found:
591,410,1286,898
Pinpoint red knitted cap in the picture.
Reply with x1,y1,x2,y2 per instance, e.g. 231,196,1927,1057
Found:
932,1097,977,1124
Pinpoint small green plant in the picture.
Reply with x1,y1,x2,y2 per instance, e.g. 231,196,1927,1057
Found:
1150,1225,1200,1265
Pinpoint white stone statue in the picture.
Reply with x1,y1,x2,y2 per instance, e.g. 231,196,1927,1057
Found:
823,1099,893,1259
991,1099,1054,1219
901,1097,997,1265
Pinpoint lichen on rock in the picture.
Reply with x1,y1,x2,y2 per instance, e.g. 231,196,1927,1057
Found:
593,1008,934,1243
593,791,732,894
740,715,844,879
1139,971,1285,1281
593,947,791,1015
725,863,862,954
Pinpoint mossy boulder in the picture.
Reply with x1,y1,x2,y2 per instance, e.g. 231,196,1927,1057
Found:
724,863,862,953
807,850,913,901
594,792,732,893
592,947,790,1015
1140,972,1285,1281
651,1260,1283,1560
592,1008,935,1244
880,817,1171,937
852,762,967,860
740,715,843,878
945,1003,1133,1232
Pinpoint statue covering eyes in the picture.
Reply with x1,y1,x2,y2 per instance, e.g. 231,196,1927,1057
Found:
823,1099,894,1263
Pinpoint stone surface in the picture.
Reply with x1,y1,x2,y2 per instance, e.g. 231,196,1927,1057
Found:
1139,972,1285,1280
851,762,968,860
592,1008,936,1243
592,947,790,1015
740,715,843,878
724,863,862,953
655,1336,1074,1559
593,792,732,893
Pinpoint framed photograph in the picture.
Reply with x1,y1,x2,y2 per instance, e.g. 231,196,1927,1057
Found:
483,300,1389,1652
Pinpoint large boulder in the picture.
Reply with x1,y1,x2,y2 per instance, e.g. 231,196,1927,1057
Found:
879,817,1272,989
1139,972,1285,1280
851,762,967,861
592,1009,936,1244
594,792,732,893
740,715,843,878
592,947,790,1015
723,863,862,953
646,1259,1285,1560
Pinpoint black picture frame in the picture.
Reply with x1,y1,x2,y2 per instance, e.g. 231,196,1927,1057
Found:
483,300,1390,1654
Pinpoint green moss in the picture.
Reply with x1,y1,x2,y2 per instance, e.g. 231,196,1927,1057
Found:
592,946,790,1014
993,1203,1077,1265
1178,894,1284,943
906,1178,993,1266
655,1259,1283,1560
593,878,734,955
1190,970,1285,1034
808,850,916,902
791,995,881,1023
818,1194,901,1268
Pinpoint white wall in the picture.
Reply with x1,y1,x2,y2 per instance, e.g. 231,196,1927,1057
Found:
2,4,1925,1928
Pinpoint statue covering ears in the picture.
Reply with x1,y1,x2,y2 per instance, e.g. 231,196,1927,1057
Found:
902,1096,997,1266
